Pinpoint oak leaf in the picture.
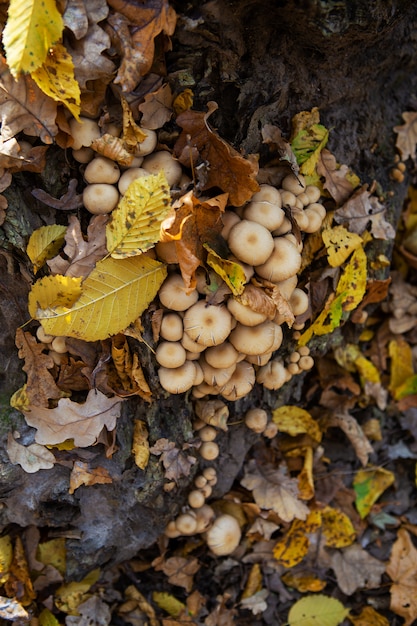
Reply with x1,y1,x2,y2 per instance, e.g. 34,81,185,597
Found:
241,460,309,522
394,111,417,162
139,83,173,129
153,556,200,592
22,389,123,447
65,21,115,89
0,56,58,143
7,433,56,473
386,528,417,626
317,149,355,204
15,328,67,407
334,186,395,240
68,461,113,494
329,544,385,596
262,124,299,176
327,409,373,467
149,438,196,483
174,102,259,206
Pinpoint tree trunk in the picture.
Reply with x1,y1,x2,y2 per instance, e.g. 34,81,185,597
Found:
1,0,416,578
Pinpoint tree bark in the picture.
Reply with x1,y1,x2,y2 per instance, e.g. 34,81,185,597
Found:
1,0,416,578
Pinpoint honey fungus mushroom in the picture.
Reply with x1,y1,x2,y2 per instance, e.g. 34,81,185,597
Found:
256,237,302,282
205,514,241,556
183,301,233,347
158,273,199,311
158,361,197,394
227,220,274,266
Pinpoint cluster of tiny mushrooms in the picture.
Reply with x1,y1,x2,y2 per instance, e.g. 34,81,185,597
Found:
35,113,326,556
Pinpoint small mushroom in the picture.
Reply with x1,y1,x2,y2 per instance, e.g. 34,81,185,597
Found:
155,341,187,368
36,325,53,344
84,156,121,184
142,150,182,186
183,301,233,347
199,355,236,388
199,441,220,461
159,273,199,311
245,408,268,433
205,514,241,556
255,237,301,283
69,117,100,150
256,359,290,390
305,185,321,204
227,297,268,327
227,220,274,266
303,208,324,233
195,504,216,533
205,342,239,369
221,211,241,239
289,288,309,316
160,313,183,342
135,129,158,156
51,336,67,354
175,512,198,535
83,183,119,214
118,167,149,194
199,426,218,442
229,321,277,356
281,173,305,195
220,361,255,400
188,490,206,509
158,361,196,394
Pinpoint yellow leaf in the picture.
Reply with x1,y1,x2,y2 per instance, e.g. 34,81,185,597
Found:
106,172,171,258
353,467,395,518
173,88,194,116
288,595,349,626
282,570,326,593
0,535,12,584
121,96,147,148
241,563,262,599
322,225,363,267
348,606,389,626
39,608,61,626
28,275,82,319
132,420,150,470
36,255,167,341
205,243,246,296
321,506,356,548
273,511,321,568
9,384,30,412
272,406,321,442
152,591,185,617
36,538,66,576
55,569,100,615
297,446,315,500
3,0,63,76
26,224,67,273
389,338,414,398
31,44,81,120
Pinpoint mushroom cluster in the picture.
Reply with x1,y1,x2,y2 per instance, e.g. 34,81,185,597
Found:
155,173,325,400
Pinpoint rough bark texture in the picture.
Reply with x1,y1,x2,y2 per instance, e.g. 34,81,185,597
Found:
1,0,417,578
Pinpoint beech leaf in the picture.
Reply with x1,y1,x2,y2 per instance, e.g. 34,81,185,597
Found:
288,595,349,626
36,255,167,341
205,244,246,296
106,172,171,258
28,275,83,319
26,225,67,274
330,544,385,596
23,389,123,447
3,0,63,76
7,434,56,473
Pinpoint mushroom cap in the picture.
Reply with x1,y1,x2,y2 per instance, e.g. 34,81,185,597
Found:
243,200,285,232
188,490,206,509
205,342,239,369
83,183,120,214
183,301,233,347
134,128,158,156
220,361,255,400
229,320,277,355
142,150,182,186
155,341,187,368
205,514,241,556
159,273,199,311
199,441,220,461
69,117,100,150
175,512,198,535
158,361,196,393
227,220,274,266
250,184,282,205
181,332,207,353
84,156,121,184
305,185,321,204
256,359,290,390
227,297,268,327
160,312,183,342
221,211,241,239
255,237,301,283
118,167,149,194
195,504,216,533
289,288,309,316
199,355,236,388
245,408,268,433
303,207,324,233
281,173,306,195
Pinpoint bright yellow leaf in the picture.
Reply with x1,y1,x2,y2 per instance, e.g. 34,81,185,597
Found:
3,0,63,76
26,224,67,273
55,569,100,614
28,275,82,319
272,406,321,442
321,506,356,548
389,338,415,399
0,535,12,584
205,243,246,296
241,563,262,599
36,538,66,576
273,510,321,568
173,88,194,115
31,44,80,120
132,420,150,470
322,225,363,267
353,467,395,518
288,595,349,626
9,384,30,412
106,172,171,258
282,570,326,593
348,606,389,626
152,591,185,617
36,255,167,341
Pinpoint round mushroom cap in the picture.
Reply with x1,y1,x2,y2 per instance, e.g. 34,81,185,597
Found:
245,408,268,433
158,361,196,394
160,312,183,342
155,341,187,368
183,301,233,347
227,220,274,266
281,173,306,195
220,361,255,400
255,237,301,282
69,116,100,150
118,167,149,195
250,184,282,205
256,359,290,390
227,297,268,327
142,151,182,186
159,273,199,311
205,514,241,556
229,320,277,355
205,342,239,369
83,184,120,214
135,128,158,156
84,156,121,184
289,288,309,316
243,200,285,231
199,355,236,387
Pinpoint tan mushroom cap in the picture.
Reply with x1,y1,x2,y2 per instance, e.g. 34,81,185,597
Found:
245,408,268,433
289,288,309,316
205,514,241,556
221,361,255,400
227,297,268,327
84,156,121,184
227,220,274,266
183,301,233,347
158,361,196,394
255,237,301,282
199,355,236,388
256,359,290,390
229,320,277,355
155,341,187,368
205,342,239,369
159,273,199,311
160,312,183,342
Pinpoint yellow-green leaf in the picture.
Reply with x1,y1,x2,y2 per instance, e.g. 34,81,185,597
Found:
39,608,60,626
36,538,66,576
152,591,185,617
31,44,80,120
106,172,171,258
55,569,100,615
353,467,395,518
288,595,349,626
28,275,82,319
3,0,63,76
205,243,246,296
389,338,415,399
0,535,12,584
322,225,363,267
26,224,67,273
272,406,322,442
36,255,167,341
291,124,329,177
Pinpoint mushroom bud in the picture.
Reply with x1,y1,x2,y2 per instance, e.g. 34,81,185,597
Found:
159,273,199,311
158,361,196,394
83,183,119,214
155,341,187,368
205,514,241,556
69,117,100,150
84,156,120,184
135,129,158,156
245,408,268,433
281,173,305,195
199,441,219,461
160,313,183,342
175,512,198,535
142,151,182,186
188,490,206,509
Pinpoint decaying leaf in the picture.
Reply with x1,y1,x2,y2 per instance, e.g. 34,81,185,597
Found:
394,111,417,162
0,596,29,620
28,274,83,318
36,255,167,341
32,178,83,212
139,82,173,129
272,406,322,443
55,569,100,615
241,460,309,522
68,461,113,494
205,244,246,296
150,438,196,483
26,224,67,274
153,556,200,592
322,225,363,268
262,123,299,176
22,389,123,447
106,172,171,258
334,186,395,240
7,433,56,473
348,606,389,626
273,511,321,567
174,102,259,206
330,544,385,596
132,420,150,470
5,537,35,606
353,466,395,518
386,528,417,626
327,410,373,466
317,149,355,204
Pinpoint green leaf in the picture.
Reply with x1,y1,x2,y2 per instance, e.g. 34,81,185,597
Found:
3,0,63,76
288,595,349,626
291,124,329,176
36,255,167,341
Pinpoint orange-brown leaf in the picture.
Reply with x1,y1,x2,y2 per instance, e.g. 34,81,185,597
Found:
316,149,354,205
69,461,113,494
387,528,417,626
174,102,259,206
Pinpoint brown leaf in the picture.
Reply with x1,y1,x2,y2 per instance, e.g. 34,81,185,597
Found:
174,102,259,206
5,537,35,606
387,528,417,626
149,437,196,483
66,20,115,89
0,56,57,143
15,328,66,408
32,179,83,211
316,149,354,204
108,1,177,93
56,356,90,392
47,214,108,278
160,191,227,290
7,433,56,473
69,461,113,494
334,185,395,240
261,123,299,176
205,593,238,626
394,111,417,162
237,283,277,319
139,82,173,129
23,389,123,447
326,409,373,466
153,556,200,592
329,544,385,595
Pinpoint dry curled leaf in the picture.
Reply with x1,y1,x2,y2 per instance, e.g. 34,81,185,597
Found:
334,186,395,240
150,438,196,483
139,82,173,129
394,111,417,162
317,148,354,204
153,556,200,593
68,461,113,494
386,528,417,626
